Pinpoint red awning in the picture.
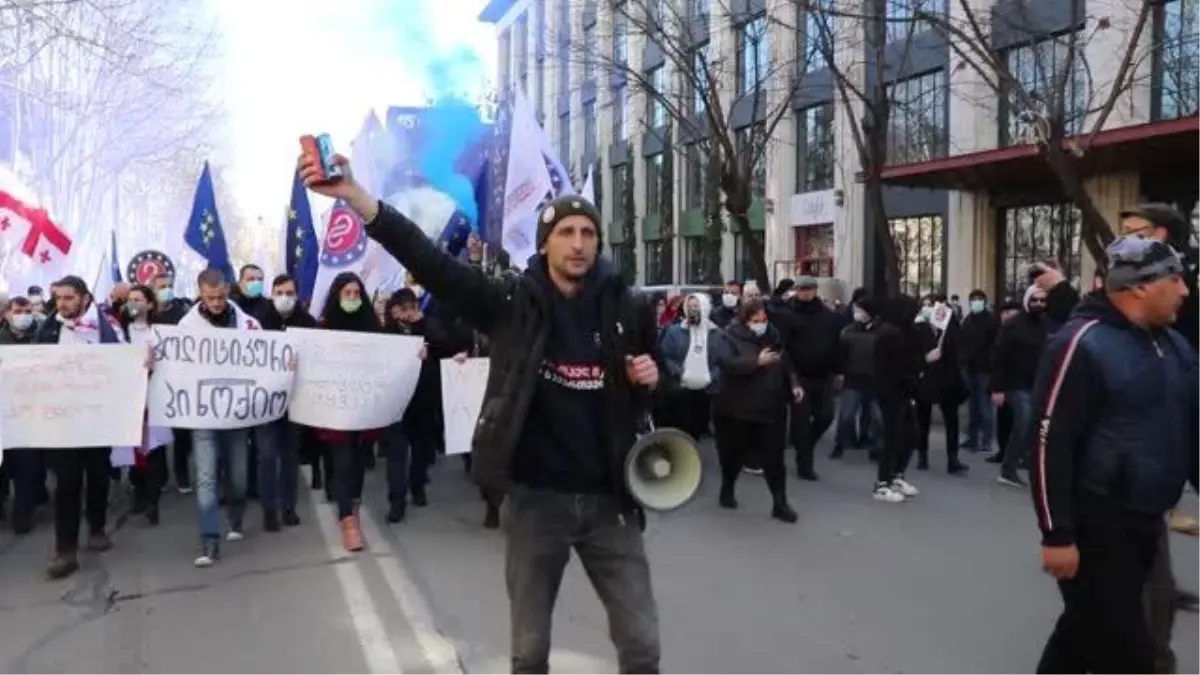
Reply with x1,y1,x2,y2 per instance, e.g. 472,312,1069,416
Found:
879,115,1199,191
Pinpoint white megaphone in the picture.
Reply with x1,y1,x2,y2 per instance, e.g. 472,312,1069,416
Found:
624,424,703,512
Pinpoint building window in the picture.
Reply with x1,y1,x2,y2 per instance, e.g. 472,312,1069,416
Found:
685,143,705,209
793,224,834,277
733,233,756,283
645,153,664,215
736,14,770,96
612,163,629,223
583,22,595,81
801,1,831,72
613,9,628,67
795,103,835,192
1001,35,1088,146
645,240,673,284
886,69,947,165
889,214,945,298
583,101,597,162
612,85,628,140
683,237,708,283
1001,204,1081,299
690,43,709,114
558,114,570,164
500,31,512,90
646,66,666,128
611,243,636,282
1155,0,1200,120
736,124,767,197
884,0,947,43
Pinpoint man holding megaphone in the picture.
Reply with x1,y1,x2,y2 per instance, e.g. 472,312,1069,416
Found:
300,151,664,674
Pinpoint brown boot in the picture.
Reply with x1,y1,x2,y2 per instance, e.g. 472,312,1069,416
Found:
340,516,364,552
86,532,112,552
47,552,79,580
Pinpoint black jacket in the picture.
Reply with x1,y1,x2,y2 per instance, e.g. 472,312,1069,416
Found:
1030,294,1199,547
780,297,843,379
915,320,965,403
363,202,657,502
711,322,798,424
389,316,457,429
837,320,915,396
957,310,999,374
990,311,1053,393
259,304,318,332
152,298,192,325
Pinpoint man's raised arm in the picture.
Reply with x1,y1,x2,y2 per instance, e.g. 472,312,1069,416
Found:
301,153,509,332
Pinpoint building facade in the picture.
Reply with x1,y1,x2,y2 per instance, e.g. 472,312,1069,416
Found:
480,0,1198,300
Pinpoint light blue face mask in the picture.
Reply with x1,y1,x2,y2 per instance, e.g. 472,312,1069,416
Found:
244,280,264,298
969,299,985,314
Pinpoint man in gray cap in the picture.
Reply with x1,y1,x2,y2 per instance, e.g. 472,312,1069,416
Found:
779,275,842,480
1030,236,1197,673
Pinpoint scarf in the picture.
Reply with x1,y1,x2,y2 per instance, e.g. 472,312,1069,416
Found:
679,293,714,390
58,303,118,344
179,301,261,330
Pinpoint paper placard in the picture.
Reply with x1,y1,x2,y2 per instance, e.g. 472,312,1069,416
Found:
440,357,489,455
0,344,148,449
287,328,424,431
147,325,298,430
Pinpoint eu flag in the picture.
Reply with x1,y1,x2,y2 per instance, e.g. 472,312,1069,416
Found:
184,161,234,282
109,229,122,283
285,169,318,304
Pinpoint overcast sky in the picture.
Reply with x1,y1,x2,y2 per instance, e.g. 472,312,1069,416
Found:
209,0,496,228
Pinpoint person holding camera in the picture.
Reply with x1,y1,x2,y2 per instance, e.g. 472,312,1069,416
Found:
300,152,663,674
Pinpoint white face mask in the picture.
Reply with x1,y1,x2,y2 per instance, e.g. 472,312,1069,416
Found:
273,295,297,315
721,293,738,308
853,308,871,324
748,321,768,336
410,284,425,299
11,314,33,332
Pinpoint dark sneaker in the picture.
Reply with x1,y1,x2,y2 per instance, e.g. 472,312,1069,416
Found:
483,504,499,529
47,553,80,580
997,471,1028,488
411,487,428,507
771,501,798,524
386,504,406,524
86,532,112,552
281,510,301,527
263,510,281,533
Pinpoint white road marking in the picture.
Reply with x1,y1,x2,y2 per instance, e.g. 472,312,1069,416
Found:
307,485,403,674
357,507,464,674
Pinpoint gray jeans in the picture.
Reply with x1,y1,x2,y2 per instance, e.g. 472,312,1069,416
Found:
503,486,660,674
1145,528,1176,674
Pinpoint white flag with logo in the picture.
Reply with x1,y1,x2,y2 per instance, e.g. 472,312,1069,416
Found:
501,92,555,268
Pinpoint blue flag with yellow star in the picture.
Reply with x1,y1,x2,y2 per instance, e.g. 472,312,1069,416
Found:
285,169,318,304
184,162,234,282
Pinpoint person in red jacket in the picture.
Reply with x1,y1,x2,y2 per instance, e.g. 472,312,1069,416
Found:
315,271,382,552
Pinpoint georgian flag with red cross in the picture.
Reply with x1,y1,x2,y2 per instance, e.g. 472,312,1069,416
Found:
0,186,72,270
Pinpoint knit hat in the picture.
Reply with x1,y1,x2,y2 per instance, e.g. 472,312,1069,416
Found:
794,275,819,290
536,195,602,249
1105,237,1185,292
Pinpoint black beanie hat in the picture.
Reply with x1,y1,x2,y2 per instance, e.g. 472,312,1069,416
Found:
536,195,603,249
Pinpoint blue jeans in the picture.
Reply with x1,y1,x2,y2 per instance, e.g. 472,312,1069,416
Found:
193,428,249,541
835,389,881,450
1000,389,1034,474
254,420,299,512
964,372,994,451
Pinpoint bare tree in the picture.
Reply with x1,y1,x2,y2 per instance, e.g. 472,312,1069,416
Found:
565,0,808,291
0,0,224,276
913,0,1159,267
789,0,951,295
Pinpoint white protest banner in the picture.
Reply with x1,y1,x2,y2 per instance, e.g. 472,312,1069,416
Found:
287,328,423,431
147,325,297,430
440,357,489,455
0,344,147,449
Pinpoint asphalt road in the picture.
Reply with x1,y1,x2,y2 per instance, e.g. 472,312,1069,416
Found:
0,437,1196,674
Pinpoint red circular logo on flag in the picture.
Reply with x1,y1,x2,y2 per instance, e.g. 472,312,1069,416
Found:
126,250,176,285
320,203,367,268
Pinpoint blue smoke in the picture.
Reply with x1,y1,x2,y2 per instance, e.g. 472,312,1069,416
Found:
388,11,488,232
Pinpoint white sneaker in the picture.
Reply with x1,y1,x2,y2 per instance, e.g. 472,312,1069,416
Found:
873,484,906,503
226,530,244,542
891,477,919,497
193,554,215,568
177,485,194,495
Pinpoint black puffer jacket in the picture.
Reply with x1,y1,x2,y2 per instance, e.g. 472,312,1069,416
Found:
711,322,797,424
363,202,657,504
781,297,843,379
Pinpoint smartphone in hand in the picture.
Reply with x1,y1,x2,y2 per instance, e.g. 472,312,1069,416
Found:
299,133,344,184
